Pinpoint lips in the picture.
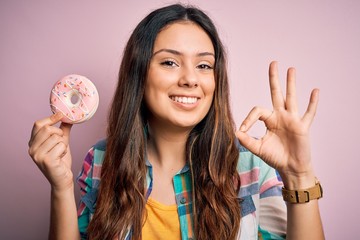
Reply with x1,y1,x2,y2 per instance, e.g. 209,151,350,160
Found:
170,96,199,104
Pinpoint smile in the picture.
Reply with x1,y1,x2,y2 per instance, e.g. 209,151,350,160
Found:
170,96,198,104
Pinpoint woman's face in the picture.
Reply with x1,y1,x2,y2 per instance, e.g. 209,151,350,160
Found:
144,22,215,130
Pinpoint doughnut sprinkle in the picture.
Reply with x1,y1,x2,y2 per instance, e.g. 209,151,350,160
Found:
50,74,99,124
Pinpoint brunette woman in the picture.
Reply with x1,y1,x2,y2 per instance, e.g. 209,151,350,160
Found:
28,4,324,240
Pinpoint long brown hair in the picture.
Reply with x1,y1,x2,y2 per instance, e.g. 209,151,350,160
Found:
88,4,240,240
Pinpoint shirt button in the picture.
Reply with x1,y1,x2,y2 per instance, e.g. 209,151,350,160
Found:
180,197,186,204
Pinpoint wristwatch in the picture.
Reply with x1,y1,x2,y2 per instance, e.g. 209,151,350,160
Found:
282,180,323,203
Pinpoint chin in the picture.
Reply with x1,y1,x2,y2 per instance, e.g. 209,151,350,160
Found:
172,118,202,129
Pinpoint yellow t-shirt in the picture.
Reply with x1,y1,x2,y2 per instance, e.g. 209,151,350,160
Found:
142,197,181,240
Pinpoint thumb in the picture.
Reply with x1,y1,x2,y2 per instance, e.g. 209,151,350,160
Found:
60,122,73,141
235,130,261,156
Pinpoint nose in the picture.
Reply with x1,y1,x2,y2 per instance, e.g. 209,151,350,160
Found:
178,65,198,88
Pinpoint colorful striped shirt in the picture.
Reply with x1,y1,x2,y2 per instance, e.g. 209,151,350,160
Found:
77,139,287,239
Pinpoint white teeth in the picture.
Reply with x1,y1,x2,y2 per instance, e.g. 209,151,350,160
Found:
171,96,198,104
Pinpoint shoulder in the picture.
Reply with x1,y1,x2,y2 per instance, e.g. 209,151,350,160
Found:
77,139,107,188
93,139,107,151
90,139,107,166
77,139,108,235
89,139,107,181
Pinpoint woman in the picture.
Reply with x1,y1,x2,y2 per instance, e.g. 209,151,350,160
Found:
28,4,324,240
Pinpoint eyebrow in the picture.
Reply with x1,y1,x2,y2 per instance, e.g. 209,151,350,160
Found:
152,48,215,58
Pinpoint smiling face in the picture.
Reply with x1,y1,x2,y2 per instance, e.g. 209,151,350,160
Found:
144,22,216,131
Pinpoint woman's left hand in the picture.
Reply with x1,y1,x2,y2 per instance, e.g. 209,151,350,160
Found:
236,61,319,188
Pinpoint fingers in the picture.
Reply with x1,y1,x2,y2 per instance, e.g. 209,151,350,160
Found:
302,88,320,126
60,122,73,142
269,61,300,113
237,106,272,157
239,106,273,132
29,125,63,154
29,133,67,162
235,131,261,156
29,112,64,146
28,112,72,162
269,61,285,110
285,67,298,113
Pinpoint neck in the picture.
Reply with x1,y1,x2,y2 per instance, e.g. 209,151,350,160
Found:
146,120,190,174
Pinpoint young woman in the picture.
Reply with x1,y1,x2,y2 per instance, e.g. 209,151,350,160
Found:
28,4,324,240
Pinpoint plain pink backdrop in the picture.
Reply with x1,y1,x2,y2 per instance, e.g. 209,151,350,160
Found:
1,0,359,239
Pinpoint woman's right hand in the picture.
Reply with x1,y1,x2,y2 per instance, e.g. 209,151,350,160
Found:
28,112,74,191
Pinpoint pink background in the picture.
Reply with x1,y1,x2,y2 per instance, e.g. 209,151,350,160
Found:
1,0,359,239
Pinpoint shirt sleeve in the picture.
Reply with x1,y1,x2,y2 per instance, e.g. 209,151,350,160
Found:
257,158,287,239
76,147,95,240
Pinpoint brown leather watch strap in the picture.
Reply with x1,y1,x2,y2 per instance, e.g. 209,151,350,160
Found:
282,181,323,203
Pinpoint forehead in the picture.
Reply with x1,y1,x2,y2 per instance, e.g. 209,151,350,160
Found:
153,21,214,54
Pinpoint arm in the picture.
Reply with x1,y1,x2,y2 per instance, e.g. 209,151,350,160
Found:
28,113,80,240
282,175,323,239
50,185,80,240
236,61,324,239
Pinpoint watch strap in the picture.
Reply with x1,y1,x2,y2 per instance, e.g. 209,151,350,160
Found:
282,181,323,203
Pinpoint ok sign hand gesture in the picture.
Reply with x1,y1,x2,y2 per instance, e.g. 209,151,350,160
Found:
236,61,319,189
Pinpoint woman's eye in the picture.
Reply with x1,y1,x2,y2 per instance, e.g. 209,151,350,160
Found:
161,60,178,67
197,64,213,70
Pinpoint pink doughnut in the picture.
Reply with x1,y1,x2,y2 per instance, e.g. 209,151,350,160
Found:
50,74,99,124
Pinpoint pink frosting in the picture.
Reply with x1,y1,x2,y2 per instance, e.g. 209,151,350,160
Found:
50,74,99,124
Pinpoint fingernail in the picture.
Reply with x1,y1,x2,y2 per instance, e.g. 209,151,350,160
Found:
240,124,246,132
